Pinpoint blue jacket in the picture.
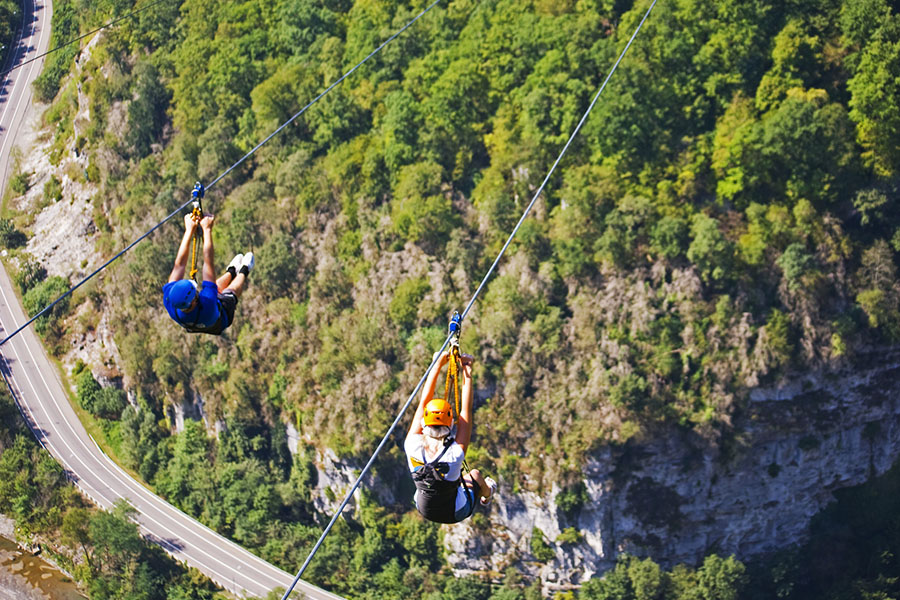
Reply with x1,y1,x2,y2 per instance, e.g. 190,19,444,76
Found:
162,280,223,332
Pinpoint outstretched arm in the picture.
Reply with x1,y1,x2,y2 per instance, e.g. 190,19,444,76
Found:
200,215,215,282
455,354,474,453
406,351,450,440
168,214,199,283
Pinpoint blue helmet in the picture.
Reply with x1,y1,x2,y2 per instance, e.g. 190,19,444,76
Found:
168,280,198,310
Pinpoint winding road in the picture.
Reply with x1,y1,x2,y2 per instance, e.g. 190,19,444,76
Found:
0,1,338,598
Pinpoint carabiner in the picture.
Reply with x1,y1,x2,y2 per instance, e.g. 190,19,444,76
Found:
448,311,461,346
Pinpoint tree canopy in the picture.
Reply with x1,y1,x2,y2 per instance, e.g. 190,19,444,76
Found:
9,0,900,596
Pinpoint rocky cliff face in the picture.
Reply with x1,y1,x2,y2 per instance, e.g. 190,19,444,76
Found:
436,349,900,589
15,33,900,596
19,91,900,593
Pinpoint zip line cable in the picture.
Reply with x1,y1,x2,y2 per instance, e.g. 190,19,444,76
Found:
208,0,444,190
459,1,658,324
0,201,188,348
0,0,445,348
0,0,172,80
279,1,660,597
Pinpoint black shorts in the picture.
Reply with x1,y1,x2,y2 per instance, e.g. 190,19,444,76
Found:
182,290,238,335
218,290,237,328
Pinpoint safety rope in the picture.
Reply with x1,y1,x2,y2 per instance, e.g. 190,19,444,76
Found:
280,1,660,597
441,311,462,421
0,0,172,79
0,0,445,348
442,343,473,478
445,313,471,476
187,183,204,282
188,217,201,281
442,346,461,421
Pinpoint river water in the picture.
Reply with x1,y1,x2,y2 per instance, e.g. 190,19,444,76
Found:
0,536,85,600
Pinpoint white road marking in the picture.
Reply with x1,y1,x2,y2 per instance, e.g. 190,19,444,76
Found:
0,1,340,597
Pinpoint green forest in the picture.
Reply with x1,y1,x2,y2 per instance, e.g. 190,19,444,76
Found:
0,0,20,68
2,0,900,598
0,386,232,599
7,369,900,600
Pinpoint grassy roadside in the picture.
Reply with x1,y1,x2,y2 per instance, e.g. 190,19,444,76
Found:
52,353,146,484
0,256,147,486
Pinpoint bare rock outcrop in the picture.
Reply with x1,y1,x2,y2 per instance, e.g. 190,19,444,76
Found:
444,349,900,591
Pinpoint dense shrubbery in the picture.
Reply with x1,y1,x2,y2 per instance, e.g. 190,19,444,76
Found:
18,0,900,596
22,275,69,334
0,218,26,248
43,175,63,202
34,0,900,463
0,387,226,599
0,0,20,68
13,255,47,292
32,0,79,103
76,367,127,419
581,554,747,600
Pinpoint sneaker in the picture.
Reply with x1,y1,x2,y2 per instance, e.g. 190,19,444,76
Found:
480,477,497,506
227,254,244,273
240,252,255,274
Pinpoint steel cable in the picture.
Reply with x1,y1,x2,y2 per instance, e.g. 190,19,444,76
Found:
0,0,445,347
0,0,172,79
280,1,660,597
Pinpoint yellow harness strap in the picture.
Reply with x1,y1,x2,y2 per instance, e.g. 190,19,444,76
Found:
188,206,203,282
440,343,470,476
442,345,462,422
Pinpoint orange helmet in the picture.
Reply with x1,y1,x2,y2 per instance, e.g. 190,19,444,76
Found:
423,398,453,427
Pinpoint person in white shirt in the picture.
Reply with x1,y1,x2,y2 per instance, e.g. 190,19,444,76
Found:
404,351,496,523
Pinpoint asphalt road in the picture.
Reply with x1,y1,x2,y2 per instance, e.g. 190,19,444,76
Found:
0,0,46,194
0,1,340,598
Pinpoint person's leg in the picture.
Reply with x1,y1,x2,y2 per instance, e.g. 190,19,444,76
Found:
453,480,477,522
218,254,244,293
225,252,254,298
225,272,246,298
463,468,491,501
216,272,233,293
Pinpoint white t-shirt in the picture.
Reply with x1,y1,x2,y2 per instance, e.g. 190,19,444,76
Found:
405,434,469,513
404,434,465,481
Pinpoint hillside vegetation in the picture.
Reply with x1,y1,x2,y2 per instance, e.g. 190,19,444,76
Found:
0,0,21,68
5,0,900,597
0,387,229,600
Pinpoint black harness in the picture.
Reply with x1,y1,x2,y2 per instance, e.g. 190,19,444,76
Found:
177,298,226,335
411,437,474,524
179,313,224,335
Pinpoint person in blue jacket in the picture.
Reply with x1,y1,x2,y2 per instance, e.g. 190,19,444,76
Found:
163,213,254,335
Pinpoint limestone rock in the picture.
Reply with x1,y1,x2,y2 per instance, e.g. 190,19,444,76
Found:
443,349,900,591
